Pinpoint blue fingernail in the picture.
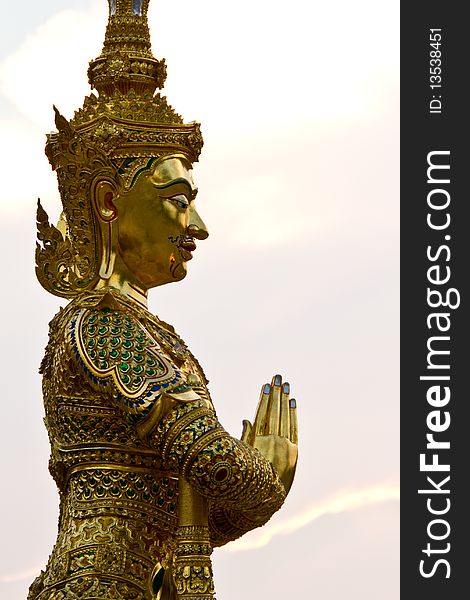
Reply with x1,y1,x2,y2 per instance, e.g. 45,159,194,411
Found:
283,382,290,394
289,398,297,408
263,383,271,394
274,374,282,386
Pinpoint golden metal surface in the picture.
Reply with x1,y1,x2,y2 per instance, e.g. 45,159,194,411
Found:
31,2,298,598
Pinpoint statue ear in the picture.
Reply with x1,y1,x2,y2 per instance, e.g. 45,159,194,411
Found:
93,179,118,222
91,178,119,280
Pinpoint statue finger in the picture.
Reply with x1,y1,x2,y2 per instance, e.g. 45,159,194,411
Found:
279,382,291,438
289,398,298,444
254,383,271,436
241,419,252,443
268,374,282,435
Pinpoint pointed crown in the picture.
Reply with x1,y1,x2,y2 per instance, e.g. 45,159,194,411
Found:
47,0,203,171
37,0,203,299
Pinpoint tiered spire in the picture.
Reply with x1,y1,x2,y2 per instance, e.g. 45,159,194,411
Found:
88,0,167,95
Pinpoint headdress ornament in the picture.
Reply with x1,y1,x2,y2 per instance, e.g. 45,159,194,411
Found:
36,0,203,298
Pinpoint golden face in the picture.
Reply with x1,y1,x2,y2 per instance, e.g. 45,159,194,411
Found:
113,156,208,289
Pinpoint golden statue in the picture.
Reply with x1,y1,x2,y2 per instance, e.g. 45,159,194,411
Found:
30,1,298,598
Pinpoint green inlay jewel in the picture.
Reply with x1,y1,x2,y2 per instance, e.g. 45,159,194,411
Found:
147,358,156,367
122,374,131,384
98,349,107,359
133,376,143,386
135,343,144,352
88,325,97,335
135,354,144,363
98,325,109,335
123,330,133,339
123,340,133,349
111,326,121,335
119,362,130,372
110,349,118,358
147,368,156,377
133,364,144,374
99,361,109,369
89,350,97,359
87,339,95,349
88,314,98,324
121,350,131,360
110,337,120,347
98,337,107,346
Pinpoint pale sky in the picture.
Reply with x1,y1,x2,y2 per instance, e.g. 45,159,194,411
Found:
0,1,399,598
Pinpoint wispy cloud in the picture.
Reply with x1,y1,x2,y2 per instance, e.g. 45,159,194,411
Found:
0,4,105,129
223,482,400,552
0,564,45,584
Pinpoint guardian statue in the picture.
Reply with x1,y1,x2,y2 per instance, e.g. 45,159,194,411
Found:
30,2,298,598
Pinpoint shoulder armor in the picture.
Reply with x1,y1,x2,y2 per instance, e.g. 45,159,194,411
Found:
69,306,191,416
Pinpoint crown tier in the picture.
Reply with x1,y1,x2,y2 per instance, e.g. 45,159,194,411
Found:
88,0,166,95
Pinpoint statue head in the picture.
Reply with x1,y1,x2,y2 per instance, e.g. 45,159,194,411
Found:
36,0,206,300
92,154,208,295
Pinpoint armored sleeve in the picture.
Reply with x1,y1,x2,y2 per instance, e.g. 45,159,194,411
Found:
147,399,287,546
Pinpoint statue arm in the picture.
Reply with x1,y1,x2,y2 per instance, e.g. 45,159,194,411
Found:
146,376,298,547
68,305,297,545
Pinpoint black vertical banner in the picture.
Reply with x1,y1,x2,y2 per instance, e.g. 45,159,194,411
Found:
401,4,469,599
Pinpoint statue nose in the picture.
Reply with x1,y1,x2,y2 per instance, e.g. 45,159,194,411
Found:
187,224,209,240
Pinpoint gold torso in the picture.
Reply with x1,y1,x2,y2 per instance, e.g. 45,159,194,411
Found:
34,290,210,599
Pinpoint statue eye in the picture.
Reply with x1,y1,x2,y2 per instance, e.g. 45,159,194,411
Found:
168,195,189,209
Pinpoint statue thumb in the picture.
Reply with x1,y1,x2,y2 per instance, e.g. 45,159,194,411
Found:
240,419,252,443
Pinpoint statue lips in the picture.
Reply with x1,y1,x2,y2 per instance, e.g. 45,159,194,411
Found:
178,238,197,261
